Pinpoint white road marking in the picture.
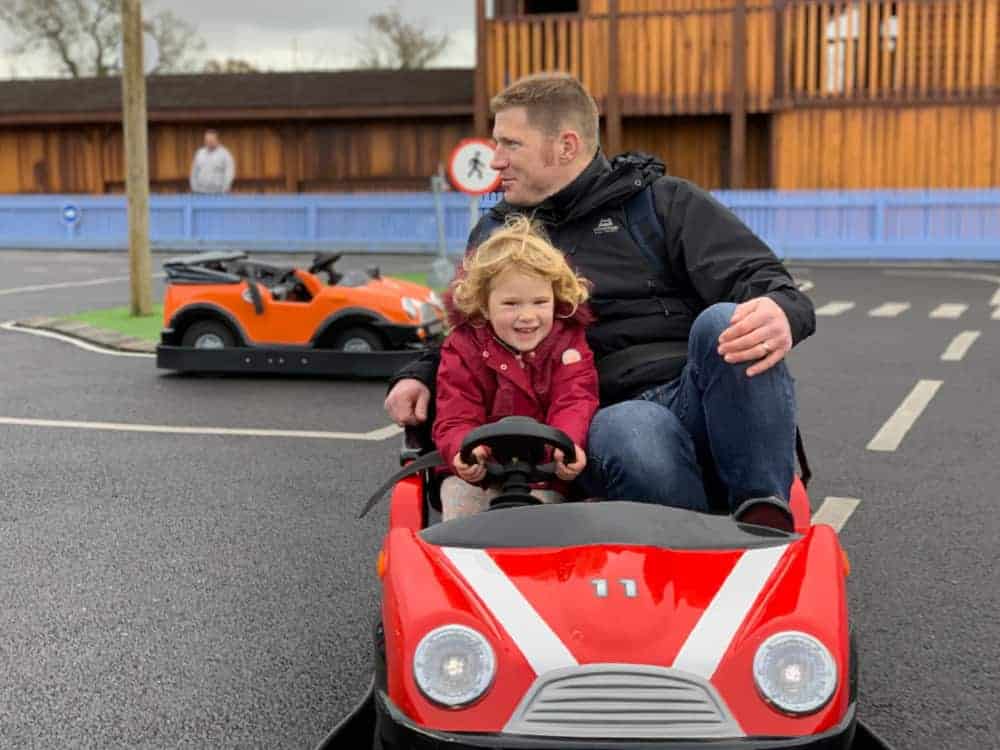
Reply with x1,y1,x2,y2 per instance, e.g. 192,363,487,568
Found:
991,287,1000,307
0,273,164,296
797,280,815,292
0,416,403,441
815,301,855,317
0,321,154,358
812,497,861,532
868,302,910,318
929,303,968,319
867,379,942,452
993,307,1000,321
941,331,981,362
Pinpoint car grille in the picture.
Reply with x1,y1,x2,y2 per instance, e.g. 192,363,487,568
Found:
503,664,743,739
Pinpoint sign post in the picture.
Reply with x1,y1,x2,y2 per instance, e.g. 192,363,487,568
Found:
429,139,501,288
121,0,153,316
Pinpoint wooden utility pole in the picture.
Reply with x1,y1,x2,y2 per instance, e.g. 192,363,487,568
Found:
121,0,153,316
729,0,748,189
606,0,622,156
474,0,489,137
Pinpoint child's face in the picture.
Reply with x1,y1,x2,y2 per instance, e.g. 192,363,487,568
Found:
485,269,555,352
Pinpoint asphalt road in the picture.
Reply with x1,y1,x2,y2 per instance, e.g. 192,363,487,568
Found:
1,251,998,748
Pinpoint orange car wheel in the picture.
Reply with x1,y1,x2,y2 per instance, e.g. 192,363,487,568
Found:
331,326,384,353
182,320,237,349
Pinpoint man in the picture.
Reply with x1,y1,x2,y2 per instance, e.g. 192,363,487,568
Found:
385,73,815,531
189,129,235,194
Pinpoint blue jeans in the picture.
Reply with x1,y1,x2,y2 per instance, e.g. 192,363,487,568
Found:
577,303,797,512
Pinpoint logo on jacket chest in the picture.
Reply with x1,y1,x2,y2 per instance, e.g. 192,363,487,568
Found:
593,217,620,235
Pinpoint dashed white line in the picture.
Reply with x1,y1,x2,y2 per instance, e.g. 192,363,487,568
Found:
812,497,861,532
941,331,981,362
0,416,403,442
993,307,1000,321
866,379,943,452
815,301,855,317
991,287,1000,307
868,302,910,318
0,321,154,358
796,280,815,292
929,303,968,319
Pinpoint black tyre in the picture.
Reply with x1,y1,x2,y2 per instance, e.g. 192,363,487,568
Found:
181,319,237,349
331,326,384,353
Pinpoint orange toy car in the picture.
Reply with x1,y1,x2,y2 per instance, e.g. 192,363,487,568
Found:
156,251,445,377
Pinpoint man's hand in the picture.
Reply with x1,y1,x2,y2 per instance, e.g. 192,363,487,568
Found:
553,444,587,481
454,446,489,483
717,296,792,377
384,378,431,426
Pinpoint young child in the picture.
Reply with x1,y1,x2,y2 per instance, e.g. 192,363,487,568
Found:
433,215,599,521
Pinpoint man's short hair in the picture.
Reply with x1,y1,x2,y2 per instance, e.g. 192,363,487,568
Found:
490,73,599,151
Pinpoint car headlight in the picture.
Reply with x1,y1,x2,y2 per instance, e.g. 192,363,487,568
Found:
413,625,496,707
401,297,421,320
753,631,837,715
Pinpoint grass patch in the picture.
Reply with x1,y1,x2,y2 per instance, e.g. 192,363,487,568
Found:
65,304,163,342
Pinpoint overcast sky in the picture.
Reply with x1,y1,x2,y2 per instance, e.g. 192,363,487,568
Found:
0,0,476,78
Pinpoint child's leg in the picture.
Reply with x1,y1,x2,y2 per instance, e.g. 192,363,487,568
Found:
440,476,492,521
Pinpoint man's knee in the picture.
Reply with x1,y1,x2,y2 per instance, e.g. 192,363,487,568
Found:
690,302,737,346
588,400,695,464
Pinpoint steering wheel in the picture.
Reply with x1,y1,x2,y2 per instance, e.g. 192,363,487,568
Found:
459,416,576,511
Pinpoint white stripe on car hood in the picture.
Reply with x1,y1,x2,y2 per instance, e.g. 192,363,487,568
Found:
442,547,578,676
672,545,789,679
442,543,788,683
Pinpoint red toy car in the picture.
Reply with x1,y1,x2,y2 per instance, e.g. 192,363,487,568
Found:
320,417,893,750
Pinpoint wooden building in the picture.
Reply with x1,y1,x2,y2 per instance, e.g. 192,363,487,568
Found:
0,69,474,194
479,0,1000,189
0,1,997,194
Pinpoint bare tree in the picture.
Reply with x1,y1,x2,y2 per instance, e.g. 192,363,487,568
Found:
0,0,205,78
203,58,259,74
356,5,449,70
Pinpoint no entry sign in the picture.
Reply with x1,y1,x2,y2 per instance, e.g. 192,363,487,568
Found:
448,138,501,195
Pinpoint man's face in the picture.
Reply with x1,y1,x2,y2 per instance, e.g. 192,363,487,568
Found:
204,131,219,149
490,107,562,207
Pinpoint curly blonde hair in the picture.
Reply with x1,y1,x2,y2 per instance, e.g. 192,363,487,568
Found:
450,215,590,325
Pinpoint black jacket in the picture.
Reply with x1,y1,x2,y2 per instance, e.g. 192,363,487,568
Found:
393,151,815,404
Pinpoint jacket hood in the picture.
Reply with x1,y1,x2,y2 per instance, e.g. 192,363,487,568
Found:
490,150,666,226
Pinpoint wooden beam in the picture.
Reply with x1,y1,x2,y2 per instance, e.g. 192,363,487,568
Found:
121,0,152,316
475,0,489,137
730,0,748,189
606,0,622,156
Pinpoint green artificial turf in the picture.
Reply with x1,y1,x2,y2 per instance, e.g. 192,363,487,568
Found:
65,304,164,342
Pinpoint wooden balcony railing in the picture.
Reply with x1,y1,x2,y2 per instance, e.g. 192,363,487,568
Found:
484,1,1000,116
779,0,1000,104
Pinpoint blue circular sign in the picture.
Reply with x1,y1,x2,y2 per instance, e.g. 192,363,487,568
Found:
61,204,80,225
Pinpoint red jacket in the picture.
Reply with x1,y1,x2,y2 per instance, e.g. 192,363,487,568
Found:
433,319,600,470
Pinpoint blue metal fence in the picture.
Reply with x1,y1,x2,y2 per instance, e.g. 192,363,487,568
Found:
0,190,998,260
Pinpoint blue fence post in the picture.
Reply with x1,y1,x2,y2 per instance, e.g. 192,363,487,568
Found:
872,194,886,244
307,203,319,241
183,201,194,240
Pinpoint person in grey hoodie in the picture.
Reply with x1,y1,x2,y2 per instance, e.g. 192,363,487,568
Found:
189,129,235,193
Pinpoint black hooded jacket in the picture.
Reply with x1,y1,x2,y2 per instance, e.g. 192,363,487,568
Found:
393,151,815,404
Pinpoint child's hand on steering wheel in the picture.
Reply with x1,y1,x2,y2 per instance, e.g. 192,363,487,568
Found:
454,446,490,483
553,444,586,481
